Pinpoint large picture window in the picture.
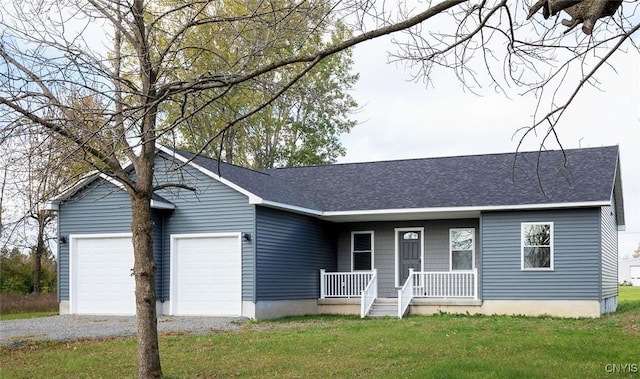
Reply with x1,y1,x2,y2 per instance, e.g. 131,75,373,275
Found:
521,222,554,270
450,228,475,271
352,231,374,271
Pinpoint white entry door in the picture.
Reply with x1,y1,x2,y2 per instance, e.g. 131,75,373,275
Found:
171,233,242,316
70,234,136,315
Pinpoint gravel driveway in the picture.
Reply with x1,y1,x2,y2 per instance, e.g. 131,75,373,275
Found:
0,315,248,348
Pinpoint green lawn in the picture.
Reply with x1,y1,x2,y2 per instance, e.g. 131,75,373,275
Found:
0,312,58,321
2,287,639,378
618,285,640,302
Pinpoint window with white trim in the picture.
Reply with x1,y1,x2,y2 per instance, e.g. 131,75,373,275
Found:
521,222,553,270
450,228,474,271
351,231,374,271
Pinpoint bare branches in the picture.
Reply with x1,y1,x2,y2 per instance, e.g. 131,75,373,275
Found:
157,0,469,100
517,20,640,150
152,183,197,192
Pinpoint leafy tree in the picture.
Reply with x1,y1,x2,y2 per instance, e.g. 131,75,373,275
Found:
0,247,56,294
1,0,636,377
0,247,33,294
162,3,358,168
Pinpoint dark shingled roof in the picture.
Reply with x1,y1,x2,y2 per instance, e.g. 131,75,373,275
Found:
173,146,621,212
172,149,319,210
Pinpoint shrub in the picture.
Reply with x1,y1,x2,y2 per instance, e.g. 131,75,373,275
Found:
0,247,57,294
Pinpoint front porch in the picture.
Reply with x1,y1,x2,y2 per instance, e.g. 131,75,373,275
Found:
319,269,480,318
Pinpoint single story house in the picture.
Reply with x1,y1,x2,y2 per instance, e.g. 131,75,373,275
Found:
49,145,625,319
619,258,640,286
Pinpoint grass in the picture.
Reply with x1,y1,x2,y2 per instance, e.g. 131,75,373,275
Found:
618,285,640,303
0,293,58,315
1,287,639,378
0,312,58,321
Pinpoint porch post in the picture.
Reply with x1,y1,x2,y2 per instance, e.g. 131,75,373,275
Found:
408,268,414,288
473,267,478,300
320,269,326,299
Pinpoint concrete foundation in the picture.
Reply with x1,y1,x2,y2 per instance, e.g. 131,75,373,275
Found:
59,300,70,315
242,301,256,319
317,298,361,315
60,298,604,319
254,299,319,320
318,298,604,318
474,300,601,318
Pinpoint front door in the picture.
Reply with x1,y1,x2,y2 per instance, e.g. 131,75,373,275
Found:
398,230,422,285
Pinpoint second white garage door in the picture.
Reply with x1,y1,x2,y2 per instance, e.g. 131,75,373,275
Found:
170,233,242,316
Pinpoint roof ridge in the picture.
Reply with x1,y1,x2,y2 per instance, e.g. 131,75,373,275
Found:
267,145,619,171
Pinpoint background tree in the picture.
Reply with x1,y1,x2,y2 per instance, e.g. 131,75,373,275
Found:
0,98,96,294
165,11,359,168
0,246,57,295
633,243,640,259
0,132,58,295
1,0,637,378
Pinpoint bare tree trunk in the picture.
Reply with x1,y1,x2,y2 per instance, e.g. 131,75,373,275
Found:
130,141,161,378
130,190,161,379
32,212,48,294
32,231,43,294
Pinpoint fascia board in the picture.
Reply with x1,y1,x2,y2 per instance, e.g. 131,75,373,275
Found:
252,200,610,220
612,154,626,227
256,199,323,216
321,201,610,219
49,171,174,210
49,171,102,203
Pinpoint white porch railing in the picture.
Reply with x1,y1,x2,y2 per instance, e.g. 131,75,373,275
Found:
398,268,478,318
398,268,414,319
360,269,378,318
320,269,376,298
412,268,478,299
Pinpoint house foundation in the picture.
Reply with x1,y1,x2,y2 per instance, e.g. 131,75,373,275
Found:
318,298,361,315
317,298,606,318
253,299,319,320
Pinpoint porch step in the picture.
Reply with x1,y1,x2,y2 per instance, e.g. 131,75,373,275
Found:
367,299,398,318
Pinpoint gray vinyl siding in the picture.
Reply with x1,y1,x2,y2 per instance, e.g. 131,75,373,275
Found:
154,153,255,301
57,181,134,301
481,209,601,300
255,206,337,300
152,210,167,301
336,220,480,298
600,204,618,299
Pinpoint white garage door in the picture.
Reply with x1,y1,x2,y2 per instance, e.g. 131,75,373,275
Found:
71,234,136,315
171,234,242,316
631,266,640,286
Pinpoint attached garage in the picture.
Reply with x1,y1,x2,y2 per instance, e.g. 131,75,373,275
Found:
170,233,242,316
70,234,136,315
